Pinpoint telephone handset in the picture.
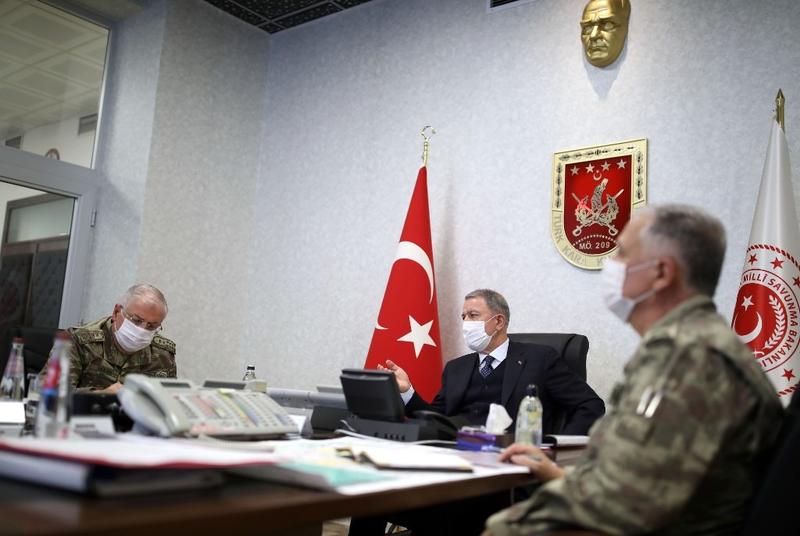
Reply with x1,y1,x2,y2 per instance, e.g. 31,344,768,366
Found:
119,374,297,439
411,410,459,440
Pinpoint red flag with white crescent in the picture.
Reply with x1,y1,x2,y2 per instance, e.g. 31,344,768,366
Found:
364,167,442,402
732,121,800,404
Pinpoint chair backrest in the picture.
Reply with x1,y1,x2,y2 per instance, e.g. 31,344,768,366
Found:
0,326,55,385
741,391,800,534
507,333,590,436
507,333,589,380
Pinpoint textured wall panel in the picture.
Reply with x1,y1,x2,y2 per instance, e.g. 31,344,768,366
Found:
135,0,269,382
247,0,800,400
82,2,166,322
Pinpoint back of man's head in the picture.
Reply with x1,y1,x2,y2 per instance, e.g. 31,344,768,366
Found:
120,283,169,315
641,204,726,297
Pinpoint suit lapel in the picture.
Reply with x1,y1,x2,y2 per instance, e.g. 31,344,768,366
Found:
447,354,477,412
502,341,527,405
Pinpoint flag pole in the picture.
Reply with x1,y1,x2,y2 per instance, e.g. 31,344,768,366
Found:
776,89,785,133
421,125,436,167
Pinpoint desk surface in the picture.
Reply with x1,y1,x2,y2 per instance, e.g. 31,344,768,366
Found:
0,471,531,536
0,447,585,536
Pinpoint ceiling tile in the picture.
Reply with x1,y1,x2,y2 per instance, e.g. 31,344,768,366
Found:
237,0,319,20
0,0,23,18
3,3,101,50
6,67,89,99
0,55,24,78
39,53,104,87
259,22,284,34
0,83,53,109
335,0,372,8
69,89,100,115
0,29,54,63
204,0,266,26
71,36,108,65
276,2,341,29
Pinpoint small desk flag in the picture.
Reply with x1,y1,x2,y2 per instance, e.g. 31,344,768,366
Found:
732,121,800,403
364,167,442,402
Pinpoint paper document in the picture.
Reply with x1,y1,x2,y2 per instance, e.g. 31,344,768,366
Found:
542,435,589,447
340,444,473,472
0,436,282,468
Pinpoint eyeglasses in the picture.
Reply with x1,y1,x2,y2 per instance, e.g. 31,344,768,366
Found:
120,308,162,332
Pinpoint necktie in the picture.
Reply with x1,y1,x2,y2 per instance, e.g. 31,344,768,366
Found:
479,355,494,378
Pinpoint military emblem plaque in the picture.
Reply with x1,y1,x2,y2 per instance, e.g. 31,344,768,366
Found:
551,139,647,269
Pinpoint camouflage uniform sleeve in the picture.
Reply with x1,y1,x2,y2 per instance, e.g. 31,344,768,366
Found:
66,336,83,388
486,342,757,535
147,335,177,379
36,330,84,387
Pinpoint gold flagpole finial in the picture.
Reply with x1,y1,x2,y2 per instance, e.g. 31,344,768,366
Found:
421,125,436,167
776,89,785,133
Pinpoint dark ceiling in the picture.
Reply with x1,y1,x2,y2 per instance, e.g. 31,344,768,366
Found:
204,0,373,34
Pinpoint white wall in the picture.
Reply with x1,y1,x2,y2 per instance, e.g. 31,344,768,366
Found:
134,0,269,382
81,0,166,323
0,182,40,244
19,116,95,168
81,0,269,381
243,0,800,399
78,0,800,402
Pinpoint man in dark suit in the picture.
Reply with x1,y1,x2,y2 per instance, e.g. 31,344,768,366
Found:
379,288,604,434
349,289,604,536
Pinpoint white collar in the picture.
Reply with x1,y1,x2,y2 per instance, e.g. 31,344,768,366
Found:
478,337,509,366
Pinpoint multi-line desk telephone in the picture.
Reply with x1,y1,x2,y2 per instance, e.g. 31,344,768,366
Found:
118,374,297,439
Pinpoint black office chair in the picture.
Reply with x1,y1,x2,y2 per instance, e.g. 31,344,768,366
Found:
741,391,800,534
507,333,590,436
507,333,589,381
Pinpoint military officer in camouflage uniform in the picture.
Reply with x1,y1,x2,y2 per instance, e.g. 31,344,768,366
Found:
56,284,176,393
484,205,783,536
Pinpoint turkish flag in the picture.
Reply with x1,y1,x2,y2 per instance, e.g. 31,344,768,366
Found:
732,120,800,404
364,167,442,402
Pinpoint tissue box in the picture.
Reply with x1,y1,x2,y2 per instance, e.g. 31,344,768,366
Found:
456,428,514,451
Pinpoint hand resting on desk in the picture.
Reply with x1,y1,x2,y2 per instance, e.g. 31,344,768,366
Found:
499,443,565,482
95,382,123,395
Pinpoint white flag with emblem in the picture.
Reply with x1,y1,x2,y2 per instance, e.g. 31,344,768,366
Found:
732,120,800,404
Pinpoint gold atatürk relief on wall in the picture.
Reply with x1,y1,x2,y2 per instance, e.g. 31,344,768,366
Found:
580,0,631,68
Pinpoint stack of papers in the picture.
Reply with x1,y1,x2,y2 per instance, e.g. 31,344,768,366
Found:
542,435,590,447
338,444,473,472
0,436,281,496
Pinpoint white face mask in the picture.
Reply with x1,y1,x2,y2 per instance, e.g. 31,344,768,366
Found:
601,258,657,322
462,315,498,352
114,317,157,353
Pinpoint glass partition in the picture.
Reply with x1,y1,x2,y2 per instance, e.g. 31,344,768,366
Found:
0,0,109,168
0,178,75,379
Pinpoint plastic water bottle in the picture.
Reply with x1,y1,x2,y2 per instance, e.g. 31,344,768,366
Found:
35,331,72,438
242,364,257,381
515,384,543,446
0,337,25,400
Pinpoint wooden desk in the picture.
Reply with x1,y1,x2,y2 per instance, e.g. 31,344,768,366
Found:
0,446,586,536
0,465,535,535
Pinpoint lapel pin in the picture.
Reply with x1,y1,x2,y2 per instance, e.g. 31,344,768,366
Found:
517,360,523,365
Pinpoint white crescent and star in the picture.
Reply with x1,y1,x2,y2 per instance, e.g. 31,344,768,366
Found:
734,295,762,344
375,240,435,331
397,315,437,358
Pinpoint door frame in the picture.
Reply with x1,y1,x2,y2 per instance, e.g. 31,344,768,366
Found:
0,145,97,329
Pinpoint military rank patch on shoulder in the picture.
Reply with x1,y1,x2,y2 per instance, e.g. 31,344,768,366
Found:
74,330,104,344
152,336,176,354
